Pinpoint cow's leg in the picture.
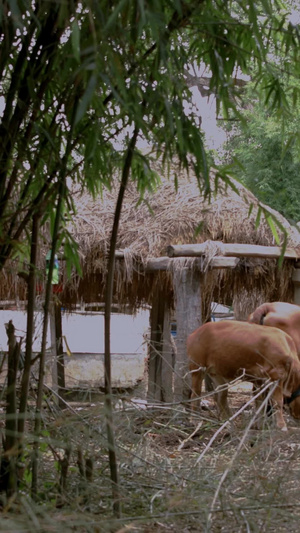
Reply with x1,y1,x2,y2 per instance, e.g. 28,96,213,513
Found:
252,380,271,429
269,383,287,431
217,388,231,420
204,374,215,393
211,377,231,420
190,367,205,421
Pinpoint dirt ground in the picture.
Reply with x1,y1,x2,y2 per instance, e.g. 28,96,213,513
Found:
1,382,300,533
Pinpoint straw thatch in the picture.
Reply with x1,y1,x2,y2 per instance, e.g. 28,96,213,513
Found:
63,162,300,316
0,161,298,313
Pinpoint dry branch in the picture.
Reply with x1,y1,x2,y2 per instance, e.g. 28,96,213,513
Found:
56,446,72,508
184,71,248,97
1,320,21,497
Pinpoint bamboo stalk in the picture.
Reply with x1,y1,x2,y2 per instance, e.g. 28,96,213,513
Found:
18,214,39,444
31,172,68,499
104,126,139,517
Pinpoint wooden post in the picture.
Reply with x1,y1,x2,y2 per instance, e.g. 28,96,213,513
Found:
147,291,165,401
161,303,173,403
173,266,202,403
292,267,300,305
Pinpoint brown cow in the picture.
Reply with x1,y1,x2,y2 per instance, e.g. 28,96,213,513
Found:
248,302,300,358
187,320,300,431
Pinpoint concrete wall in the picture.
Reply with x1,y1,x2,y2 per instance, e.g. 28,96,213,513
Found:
0,309,149,388
61,352,146,389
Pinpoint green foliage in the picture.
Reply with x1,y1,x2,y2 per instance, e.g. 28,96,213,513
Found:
22,467,32,486
221,84,300,222
1,0,300,269
131,152,161,198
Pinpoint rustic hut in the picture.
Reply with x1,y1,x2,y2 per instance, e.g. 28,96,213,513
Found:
66,167,300,310
1,161,300,401
62,163,300,402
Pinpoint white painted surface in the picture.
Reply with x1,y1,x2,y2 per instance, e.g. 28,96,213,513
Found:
62,310,149,354
0,309,149,354
63,352,146,388
0,309,149,388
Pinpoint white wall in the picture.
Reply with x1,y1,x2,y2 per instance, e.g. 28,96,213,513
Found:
0,309,150,355
63,310,149,354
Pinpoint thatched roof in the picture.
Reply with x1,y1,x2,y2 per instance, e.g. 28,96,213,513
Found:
63,163,300,316
73,171,300,258
0,162,298,315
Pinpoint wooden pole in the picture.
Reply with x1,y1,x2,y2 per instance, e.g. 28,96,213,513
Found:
167,241,299,259
144,256,239,271
292,268,300,305
147,291,165,401
161,303,173,403
173,266,202,403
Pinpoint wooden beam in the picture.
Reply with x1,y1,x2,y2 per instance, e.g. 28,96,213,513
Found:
115,250,125,259
167,241,299,260
210,256,240,268
145,257,172,271
144,256,239,271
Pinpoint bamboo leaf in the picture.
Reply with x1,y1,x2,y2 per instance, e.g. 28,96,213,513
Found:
74,73,97,125
265,213,280,245
71,19,80,63
255,206,262,229
104,0,128,32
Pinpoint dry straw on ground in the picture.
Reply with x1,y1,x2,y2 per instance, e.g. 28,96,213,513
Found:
2,382,300,532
